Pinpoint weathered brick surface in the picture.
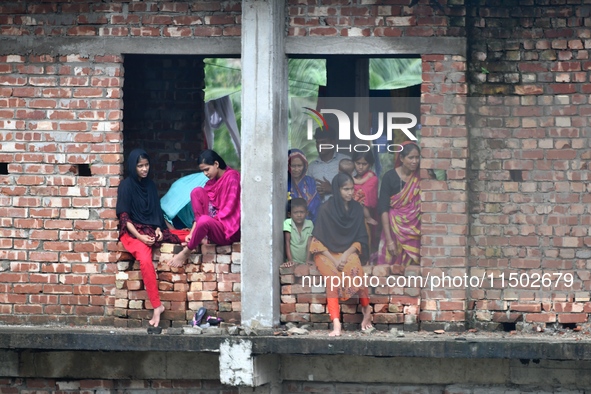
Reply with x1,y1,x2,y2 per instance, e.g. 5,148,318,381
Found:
0,1,241,37
288,0,465,37
467,1,590,331
280,264,420,331
0,53,123,326
0,0,589,330
115,243,241,328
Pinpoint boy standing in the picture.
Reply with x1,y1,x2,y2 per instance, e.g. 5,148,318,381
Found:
282,198,314,268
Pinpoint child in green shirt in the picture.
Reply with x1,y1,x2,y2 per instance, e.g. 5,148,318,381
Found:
282,198,314,268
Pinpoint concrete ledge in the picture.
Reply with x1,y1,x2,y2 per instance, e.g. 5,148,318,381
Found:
0,36,241,56
0,36,465,57
0,327,590,361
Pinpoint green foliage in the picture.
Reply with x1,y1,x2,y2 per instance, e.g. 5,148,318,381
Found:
369,58,422,90
203,58,241,170
288,59,326,162
202,57,422,172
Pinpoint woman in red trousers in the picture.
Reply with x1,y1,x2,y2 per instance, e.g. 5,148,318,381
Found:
116,148,189,330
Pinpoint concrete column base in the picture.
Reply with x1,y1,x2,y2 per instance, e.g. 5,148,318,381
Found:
220,339,281,392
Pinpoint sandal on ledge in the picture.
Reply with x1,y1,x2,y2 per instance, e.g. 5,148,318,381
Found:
147,325,162,335
192,307,207,327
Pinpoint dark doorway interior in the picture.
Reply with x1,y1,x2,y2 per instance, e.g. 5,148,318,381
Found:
122,54,206,195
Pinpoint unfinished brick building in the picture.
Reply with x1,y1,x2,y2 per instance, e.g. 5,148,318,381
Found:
0,0,590,393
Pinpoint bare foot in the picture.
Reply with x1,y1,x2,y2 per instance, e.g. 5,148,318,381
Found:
167,247,191,268
361,305,373,330
201,237,209,245
149,305,165,327
328,318,342,337
281,261,295,268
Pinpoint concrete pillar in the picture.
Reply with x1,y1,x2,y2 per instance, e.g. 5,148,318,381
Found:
220,339,281,393
240,0,287,328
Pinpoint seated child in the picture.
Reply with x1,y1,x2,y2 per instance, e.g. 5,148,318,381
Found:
339,158,375,226
282,198,314,268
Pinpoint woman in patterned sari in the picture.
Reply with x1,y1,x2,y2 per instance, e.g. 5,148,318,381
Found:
310,172,372,336
377,141,421,266
288,149,321,223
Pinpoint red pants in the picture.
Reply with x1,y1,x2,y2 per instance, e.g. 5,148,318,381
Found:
327,292,370,321
188,187,239,250
120,229,188,309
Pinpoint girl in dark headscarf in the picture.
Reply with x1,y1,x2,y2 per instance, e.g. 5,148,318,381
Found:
116,148,189,330
309,172,372,336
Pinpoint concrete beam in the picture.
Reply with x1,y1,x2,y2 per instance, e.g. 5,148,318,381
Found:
239,0,287,328
281,355,508,385
2,328,591,361
286,36,467,56
0,36,241,56
17,350,219,379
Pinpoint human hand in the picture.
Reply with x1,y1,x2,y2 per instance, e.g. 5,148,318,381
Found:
155,228,163,241
337,254,348,272
139,234,155,246
386,240,396,255
316,178,331,195
365,217,378,226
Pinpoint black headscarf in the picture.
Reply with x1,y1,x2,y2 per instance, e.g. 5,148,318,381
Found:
116,148,165,228
312,173,369,263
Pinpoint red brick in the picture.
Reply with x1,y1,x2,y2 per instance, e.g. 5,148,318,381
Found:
524,313,557,323
557,313,587,323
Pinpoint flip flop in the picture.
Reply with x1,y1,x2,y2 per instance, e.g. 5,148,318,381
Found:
206,316,224,326
192,307,207,327
147,326,162,334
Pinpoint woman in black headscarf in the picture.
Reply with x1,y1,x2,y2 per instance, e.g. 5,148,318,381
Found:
309,172,372,336
116,148,189,331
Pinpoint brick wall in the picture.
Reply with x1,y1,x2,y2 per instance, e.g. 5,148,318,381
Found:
419,53,468,330
1,0,589,330
0,1,240,325
115,243,241,328
0,1,241,38
288,0,465,37
467,1,591,330
0,53,124,326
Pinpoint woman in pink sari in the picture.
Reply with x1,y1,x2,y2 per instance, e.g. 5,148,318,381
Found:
168,150,240,267
377,141,421,266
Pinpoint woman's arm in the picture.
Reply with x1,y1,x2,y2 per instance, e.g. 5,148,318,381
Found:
364,206,378,225
126,220,155,246
338,243,360,271
321,249,340,268
377,170,394,215
381,211,396,255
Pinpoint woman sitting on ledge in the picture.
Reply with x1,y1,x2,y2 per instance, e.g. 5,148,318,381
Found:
168,150,241,267
309,172,372,336
116,148,189,329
